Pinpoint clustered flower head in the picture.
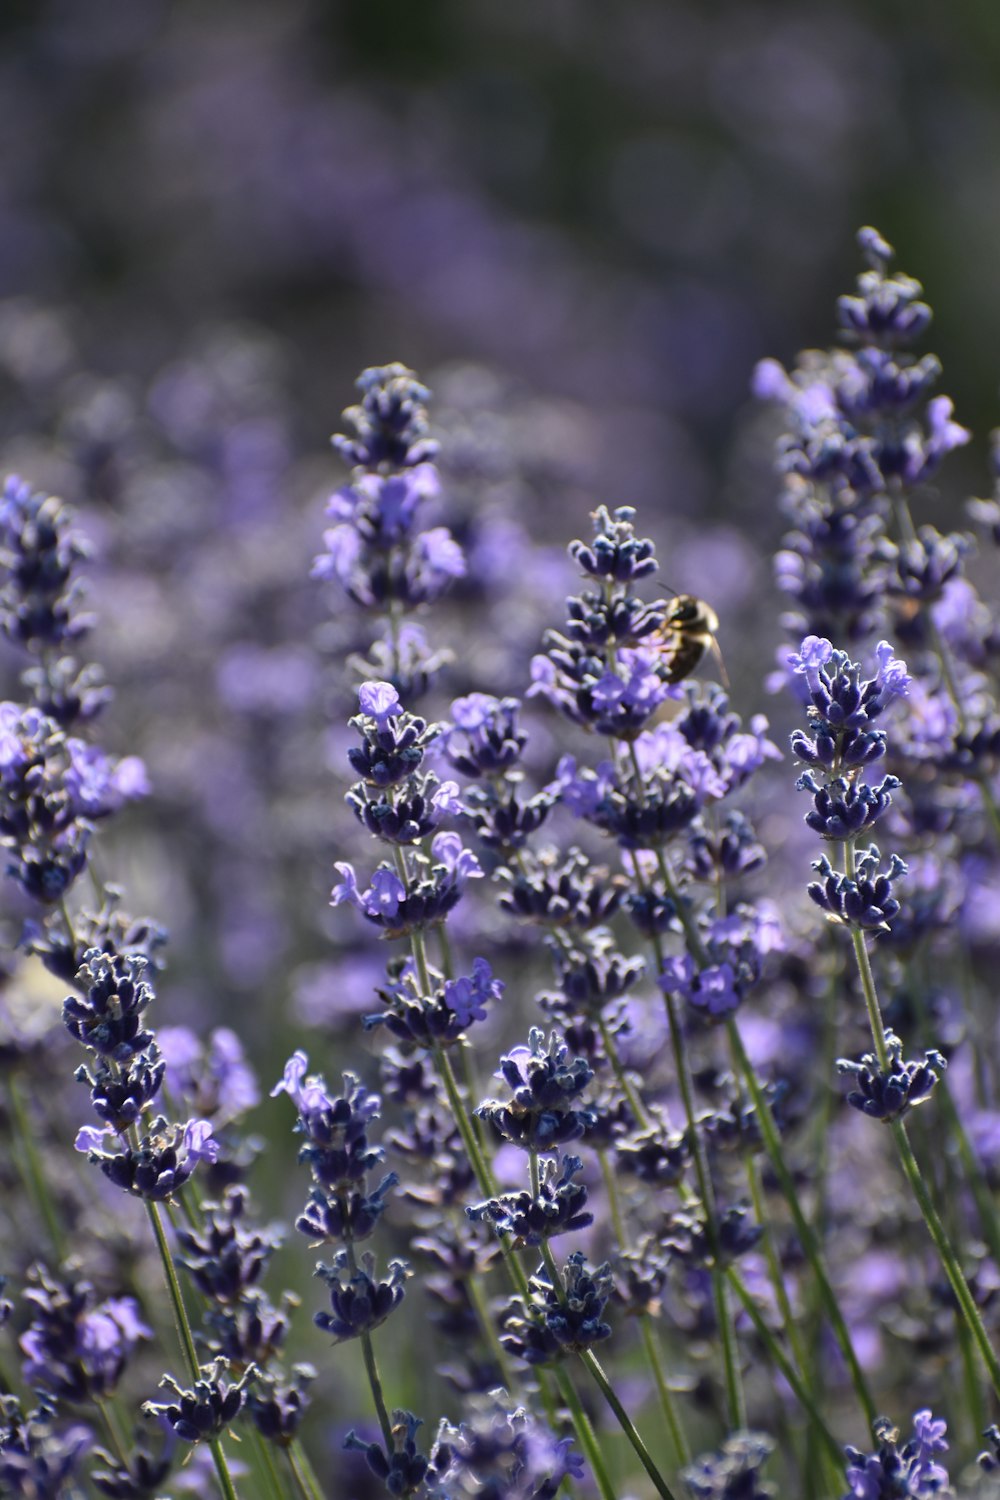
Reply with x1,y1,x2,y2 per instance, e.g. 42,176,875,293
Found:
792,637,908,843
272,1051,412,1349
843,1411,950,1498
837,1031,946,1123
314,365,463,696
68,949,219,1200
682,1431,775,1499
476,1029,596,1151
499,1252,614,1366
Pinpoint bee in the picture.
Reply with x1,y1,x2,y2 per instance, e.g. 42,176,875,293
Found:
656,593,728,687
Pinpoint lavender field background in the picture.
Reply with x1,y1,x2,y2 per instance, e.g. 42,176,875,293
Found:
5,1,1000,1496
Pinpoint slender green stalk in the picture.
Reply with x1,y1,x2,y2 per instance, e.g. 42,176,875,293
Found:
579,1351,679,1500
551,1363,617,1500
640,824,873,1422
638,1316,690,1468
7,1074,65,1260
844,850,1000,1400
145,1201,241,1500
598,1104,688,1464
247,1427,286,1500
724,1272,845,1474
288,1441,325,1500
96,1396,130,1469
726,1017,877,1427
538,1234,677,1500
616,775,746,1428
287,1442,325,1500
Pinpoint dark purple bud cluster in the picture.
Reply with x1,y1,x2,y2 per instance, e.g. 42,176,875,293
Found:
75,1116,219,1200
568,505,658,583
461,781,555,855
348,681,439,787
67,947,219,1200
314,1251,409,1341
76,1046,165,1132
273,1053,411,1352
364,955,504,1048
883,527,969,609
0,707,90,903
345,1407,430,1494
550,936,644,1015
530,506,689,737
315,365,464,624
174,1186,280,1304
614,1121,690,1186
613,1240,670,1317
389,1104,477,1211
429,1388,585,1499
663,1203,763,1270
331,831,483,939
758,229,970,651
682,1431,775,1500
476,1029,596,1150
19,1265,150,1403
142,1357,254,1443
90,1424,176,1498
808,845,907,931
0,476,110,726
843,1411,949,1499
63,949,155,1059
979,1422,1000,1475
272,1054,397,1239
555,753,701,850
661,907,774,1022
467,1153,592,1246
346,682,460,846
838,228,933,343
500,1252,613,1365
440,693,528,778
837,1031,946,1122
246,1363,316,1448
797,771,899,841
0,1394,91,1498
686,810,766,883
789,636,910,769
332,364,439,472
498,847,627,930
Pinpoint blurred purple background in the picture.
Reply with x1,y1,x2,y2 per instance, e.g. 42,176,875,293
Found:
1,0,997,1041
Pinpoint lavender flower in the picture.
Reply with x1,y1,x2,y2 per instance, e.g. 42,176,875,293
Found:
843,1412,950,1498
500,1253,614,1365
476,1029,596,1150
142,1358,255,1443
837,1032,946,1123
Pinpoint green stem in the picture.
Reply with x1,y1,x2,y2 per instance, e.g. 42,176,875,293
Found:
619,798,745,1428
726,1016,877,1427
539,1238,677,1500
288,1441,325,1500
579,1351,679,1500
844,850,1000,1400
639,1315,690,1468
892,1113,1000,1399
247,1427,286,1500
7,1074,65,1260
725,1271,845,1473
551,1363,617,1500
145,1201,241,1500
287,1443,325,1500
